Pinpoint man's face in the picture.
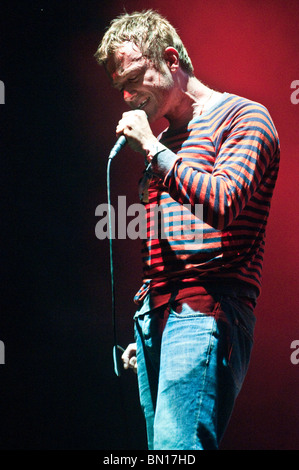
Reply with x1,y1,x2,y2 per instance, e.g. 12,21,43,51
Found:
106,41,175,122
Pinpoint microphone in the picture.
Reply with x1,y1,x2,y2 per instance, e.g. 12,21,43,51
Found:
108,135,127,160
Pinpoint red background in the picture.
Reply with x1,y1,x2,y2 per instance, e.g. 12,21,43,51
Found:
79,0,299,450
1,0,298,451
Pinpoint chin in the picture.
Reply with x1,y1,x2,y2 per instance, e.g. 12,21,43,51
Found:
147,108,162,124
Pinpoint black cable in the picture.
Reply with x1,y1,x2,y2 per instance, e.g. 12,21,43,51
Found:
107,155,124,377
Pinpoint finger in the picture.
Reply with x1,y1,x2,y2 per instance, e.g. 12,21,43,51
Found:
121,343,137,369
129,357,137,374
121,348,133,365
116,122,126,136
129,357,137,368
116,121,132,138
121,351,130,369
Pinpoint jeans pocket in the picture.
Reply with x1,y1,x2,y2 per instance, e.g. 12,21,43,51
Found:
222,303,254,393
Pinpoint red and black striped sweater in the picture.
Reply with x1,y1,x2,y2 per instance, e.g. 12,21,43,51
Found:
134,93,280,308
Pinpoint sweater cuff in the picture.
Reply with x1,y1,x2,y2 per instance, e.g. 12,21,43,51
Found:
162,155,182,188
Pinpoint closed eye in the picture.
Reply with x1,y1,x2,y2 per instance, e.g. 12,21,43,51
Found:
128,75,139,83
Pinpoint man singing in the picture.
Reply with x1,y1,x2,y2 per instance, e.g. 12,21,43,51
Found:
95,9,280,450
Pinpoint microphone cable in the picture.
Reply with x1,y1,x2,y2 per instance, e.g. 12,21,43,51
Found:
107,147,125,377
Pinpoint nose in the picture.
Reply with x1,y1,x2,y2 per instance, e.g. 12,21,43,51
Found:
123,89,136,104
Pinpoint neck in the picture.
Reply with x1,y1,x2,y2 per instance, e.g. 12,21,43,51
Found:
165,75,219,131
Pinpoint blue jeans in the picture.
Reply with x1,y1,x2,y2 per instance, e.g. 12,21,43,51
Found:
134,292,256,450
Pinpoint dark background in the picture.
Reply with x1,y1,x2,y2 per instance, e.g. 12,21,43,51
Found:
1,0,298,451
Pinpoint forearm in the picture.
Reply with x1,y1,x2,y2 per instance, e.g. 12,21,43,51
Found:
147,125,277,230
144,141,237,230
164,159,239,230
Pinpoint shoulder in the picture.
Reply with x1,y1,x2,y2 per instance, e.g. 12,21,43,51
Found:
221,93,275,122
222,93,278,138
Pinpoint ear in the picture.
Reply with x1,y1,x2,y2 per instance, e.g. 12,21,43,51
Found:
164,47,180,71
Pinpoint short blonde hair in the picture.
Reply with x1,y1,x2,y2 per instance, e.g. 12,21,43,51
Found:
95,9,194,76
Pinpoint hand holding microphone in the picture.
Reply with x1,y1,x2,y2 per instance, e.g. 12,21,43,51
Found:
110,109,157,159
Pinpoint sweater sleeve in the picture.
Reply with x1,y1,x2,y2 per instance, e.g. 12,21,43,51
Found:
163,103,279,230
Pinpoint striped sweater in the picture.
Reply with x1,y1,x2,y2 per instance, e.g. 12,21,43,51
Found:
134,93,280,306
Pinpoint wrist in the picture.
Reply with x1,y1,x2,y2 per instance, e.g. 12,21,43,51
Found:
143,139,167,163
